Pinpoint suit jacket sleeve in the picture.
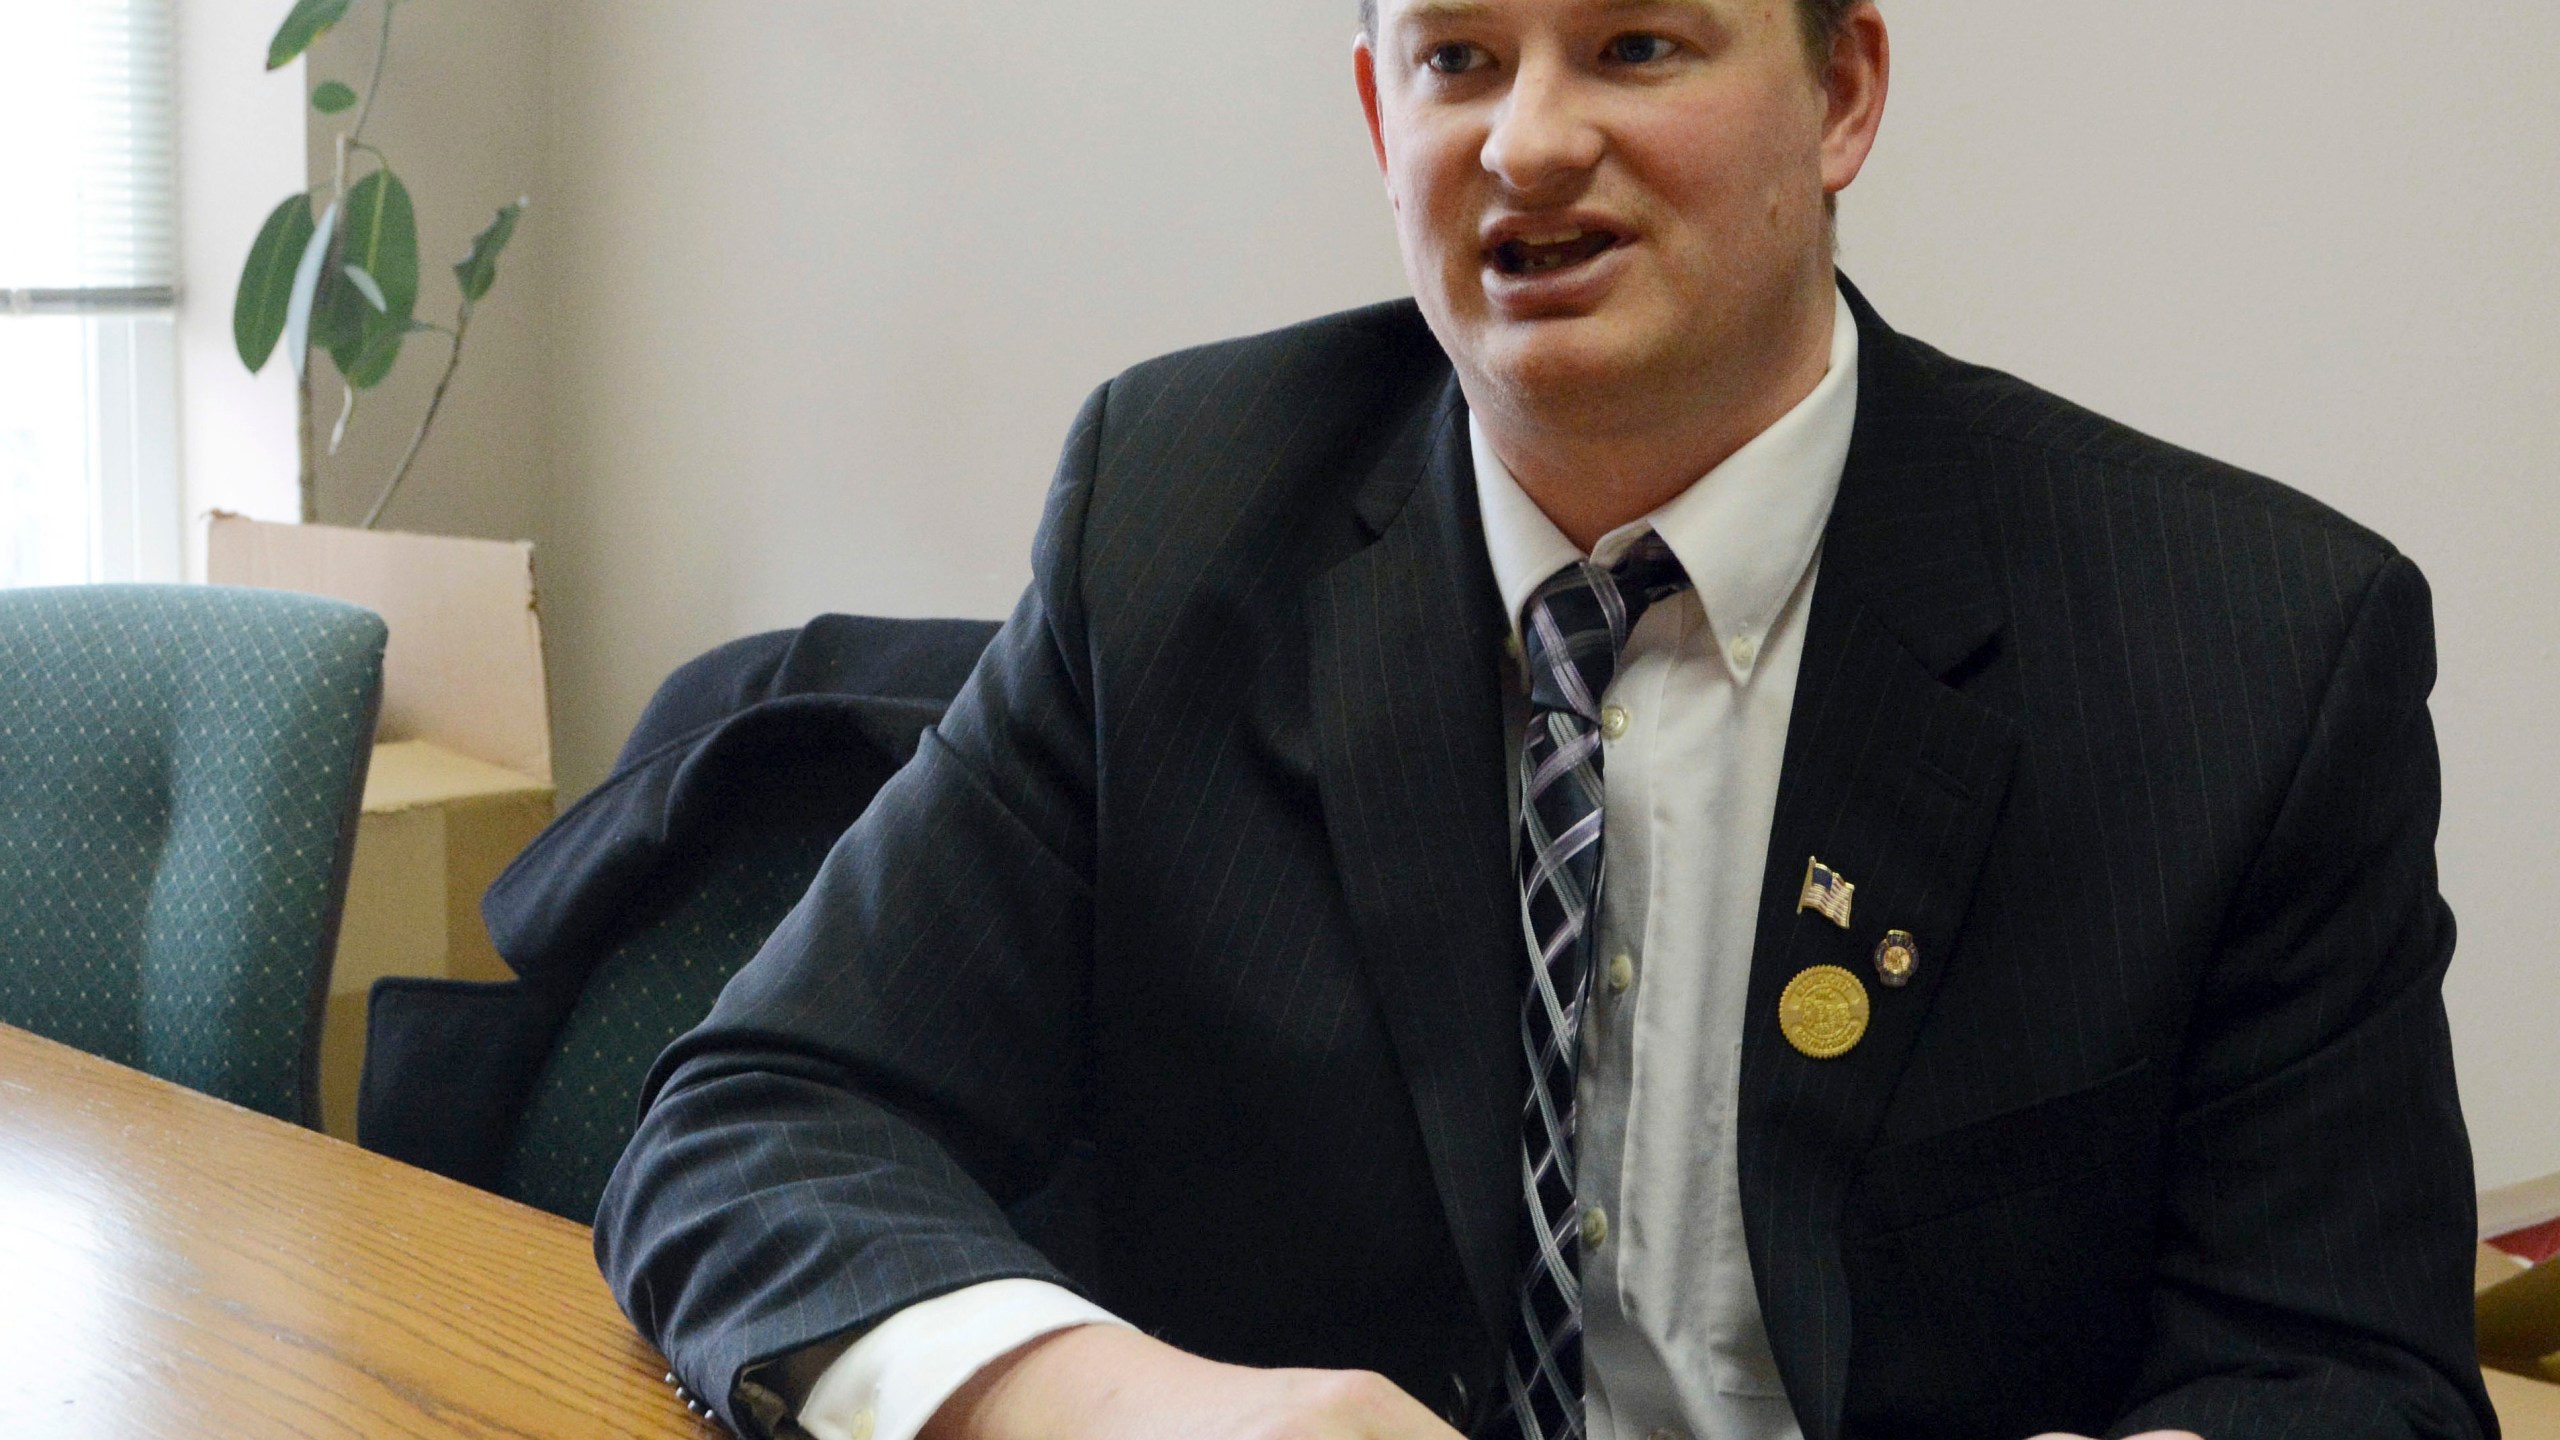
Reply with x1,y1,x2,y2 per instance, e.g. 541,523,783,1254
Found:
593,384,1114,1439
2110,553,2493,1440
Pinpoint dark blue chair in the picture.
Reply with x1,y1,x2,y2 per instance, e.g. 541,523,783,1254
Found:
359,614,997,1222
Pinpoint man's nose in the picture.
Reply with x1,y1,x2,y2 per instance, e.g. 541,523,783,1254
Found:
1480,58,1603,199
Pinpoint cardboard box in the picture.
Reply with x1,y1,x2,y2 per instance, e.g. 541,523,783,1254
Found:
205,515,552,784
207,516,555,1138
2481,1169,2560,1439
315,741,553,1138
2485,1171,2560,1262
2487,1364,2560,1440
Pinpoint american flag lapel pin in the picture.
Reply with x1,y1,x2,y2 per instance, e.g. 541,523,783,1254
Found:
1798,856,1855,929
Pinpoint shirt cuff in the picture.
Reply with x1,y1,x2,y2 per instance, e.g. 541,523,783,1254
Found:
796,1279,1132,1440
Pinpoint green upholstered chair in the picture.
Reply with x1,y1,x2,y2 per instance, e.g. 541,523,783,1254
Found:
0,583,386,1124
359,615,996,1223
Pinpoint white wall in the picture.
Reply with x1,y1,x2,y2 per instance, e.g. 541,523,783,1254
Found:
538,0,1405,796
527,4,2555,1183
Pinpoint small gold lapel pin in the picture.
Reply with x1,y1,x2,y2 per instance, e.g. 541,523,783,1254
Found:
1874,929,1918,988
1798,857,1854,929
1779,964,1870,1059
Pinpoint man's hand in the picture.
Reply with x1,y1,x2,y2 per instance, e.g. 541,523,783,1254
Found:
921,1324,1464,1440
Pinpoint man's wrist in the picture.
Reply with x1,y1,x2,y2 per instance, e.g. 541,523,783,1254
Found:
919,1324,1134,1440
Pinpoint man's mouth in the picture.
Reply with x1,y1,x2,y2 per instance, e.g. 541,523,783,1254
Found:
1490,227,1623,277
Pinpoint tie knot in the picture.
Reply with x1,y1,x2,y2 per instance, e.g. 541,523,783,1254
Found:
1519,533,1690,719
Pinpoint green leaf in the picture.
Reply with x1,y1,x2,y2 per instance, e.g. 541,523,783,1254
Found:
307,267,365,363
234,193,314,372
305,272,355,362
452,198,526,304
285,200,339,378
343,318,406,390
342,263,387,312
339,169,419,319
268,0,355,70
319,167,419,381
311,80,358,113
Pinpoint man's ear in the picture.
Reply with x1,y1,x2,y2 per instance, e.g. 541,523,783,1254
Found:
1354,31,1391,182
1819,3,1889,200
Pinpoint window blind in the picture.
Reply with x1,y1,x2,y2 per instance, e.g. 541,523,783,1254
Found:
0,0,179,312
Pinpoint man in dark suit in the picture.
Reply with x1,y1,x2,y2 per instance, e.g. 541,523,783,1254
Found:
596,4,2490,1439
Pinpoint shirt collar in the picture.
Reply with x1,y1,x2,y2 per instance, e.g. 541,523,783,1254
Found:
1472,284,1859,680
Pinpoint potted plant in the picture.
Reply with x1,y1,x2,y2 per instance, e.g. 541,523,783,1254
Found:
229,0,525,530
209,0,558,1139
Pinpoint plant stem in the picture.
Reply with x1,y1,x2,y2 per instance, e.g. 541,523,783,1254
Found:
345,0,396,151
296,1,395,523
360,304,468,530
298,366,318,522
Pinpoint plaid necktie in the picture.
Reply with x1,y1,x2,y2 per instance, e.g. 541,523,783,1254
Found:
1492,534,1690,1440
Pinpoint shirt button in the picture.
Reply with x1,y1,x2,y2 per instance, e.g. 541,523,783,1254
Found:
1581,1205,1609,1250
849,1410,876,1440
1607,953,1635,994
1729,634,1759,669
1599,704,1631,740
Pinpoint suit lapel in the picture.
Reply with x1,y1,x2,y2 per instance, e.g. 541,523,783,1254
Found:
1298,290,2028,1421
1738,285,2022,1440
1306,378,1524,1348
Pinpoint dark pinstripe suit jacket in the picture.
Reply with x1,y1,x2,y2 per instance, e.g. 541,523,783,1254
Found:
596,283,2492,1440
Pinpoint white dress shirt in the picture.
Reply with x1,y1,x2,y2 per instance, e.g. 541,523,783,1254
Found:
799,287,1857,1440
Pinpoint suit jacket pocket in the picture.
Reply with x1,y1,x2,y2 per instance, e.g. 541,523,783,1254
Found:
1836,1060,2172,1440
1848,1058,2161,1237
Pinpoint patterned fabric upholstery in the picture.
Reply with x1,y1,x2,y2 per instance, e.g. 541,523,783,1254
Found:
0,584,385,1122
355,616,994,1222
497,823,829,1221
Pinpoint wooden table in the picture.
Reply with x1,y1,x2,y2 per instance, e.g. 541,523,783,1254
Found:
13,1018,2546,1440
0,1023,714,1437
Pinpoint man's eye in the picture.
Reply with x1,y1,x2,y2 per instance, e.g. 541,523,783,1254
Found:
1425,41,1490,75
1602,33,1678,65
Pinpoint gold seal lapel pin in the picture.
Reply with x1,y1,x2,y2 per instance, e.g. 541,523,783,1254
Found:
1797,857,1854,929
1779,965,1870,1059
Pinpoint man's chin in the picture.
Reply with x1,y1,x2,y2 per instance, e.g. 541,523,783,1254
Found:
1470,320,1659,413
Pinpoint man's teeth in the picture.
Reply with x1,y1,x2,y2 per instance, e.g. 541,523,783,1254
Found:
1498,228,1615,274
